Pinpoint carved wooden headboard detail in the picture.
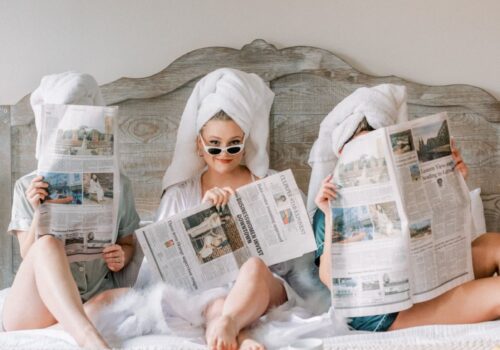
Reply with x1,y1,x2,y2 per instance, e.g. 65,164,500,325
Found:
1,39,499,287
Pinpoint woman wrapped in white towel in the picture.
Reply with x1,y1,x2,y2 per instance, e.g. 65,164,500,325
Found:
145,68,312,350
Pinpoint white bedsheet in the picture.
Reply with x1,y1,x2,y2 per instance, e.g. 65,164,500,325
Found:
1,287,499,349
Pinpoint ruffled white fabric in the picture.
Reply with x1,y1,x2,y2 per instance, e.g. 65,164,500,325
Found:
161,68,274,191
306,84,408,216
30,71,105,159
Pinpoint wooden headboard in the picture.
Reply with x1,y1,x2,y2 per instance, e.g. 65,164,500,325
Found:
1,39,499,287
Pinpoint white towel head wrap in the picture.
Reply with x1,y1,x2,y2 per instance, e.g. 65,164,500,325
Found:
306,84,408,216
162,68,274,192
30,71,105,159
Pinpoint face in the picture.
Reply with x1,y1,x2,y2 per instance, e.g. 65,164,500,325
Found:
197,119,245,174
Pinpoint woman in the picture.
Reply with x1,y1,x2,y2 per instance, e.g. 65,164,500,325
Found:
152,68,308,350
89,173,105,203
310,84,500,332
1,72,140,349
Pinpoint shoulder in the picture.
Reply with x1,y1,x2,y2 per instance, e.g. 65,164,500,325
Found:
163,177,198,199
156,177,201,221
15,171,37,192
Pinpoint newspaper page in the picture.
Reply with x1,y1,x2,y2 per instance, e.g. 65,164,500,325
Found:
387,112,473,303
329,128,412,318
136,169,316,292
329,113,474,317
36,104,120,262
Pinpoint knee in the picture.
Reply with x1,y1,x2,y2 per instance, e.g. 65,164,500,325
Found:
31,235,64,258
240,257,269,278
36,235,63,249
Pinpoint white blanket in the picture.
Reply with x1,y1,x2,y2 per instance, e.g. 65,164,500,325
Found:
1,287,499,349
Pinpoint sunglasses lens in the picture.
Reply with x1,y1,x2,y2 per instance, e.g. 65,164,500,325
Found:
207,148,222,155
227,146,242,155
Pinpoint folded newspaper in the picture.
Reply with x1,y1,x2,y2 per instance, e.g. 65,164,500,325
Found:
37,104,120,262
136,170,317,292
328,112,473,317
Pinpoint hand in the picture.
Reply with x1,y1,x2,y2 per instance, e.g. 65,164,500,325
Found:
202,186,235,210
25,175,49,210
315,174,338,215
102,244,126,272
451,138,468,180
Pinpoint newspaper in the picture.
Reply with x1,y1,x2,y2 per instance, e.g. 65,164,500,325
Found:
136,169,316,292
329,112,473,317
36,104,120,262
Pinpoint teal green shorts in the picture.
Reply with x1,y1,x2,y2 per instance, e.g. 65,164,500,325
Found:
349,313,398,332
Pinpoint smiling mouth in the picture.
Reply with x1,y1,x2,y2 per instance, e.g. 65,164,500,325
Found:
216,158,233,163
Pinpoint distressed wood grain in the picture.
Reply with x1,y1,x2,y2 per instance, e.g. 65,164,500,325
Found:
0,106,13,288
5,39,500,280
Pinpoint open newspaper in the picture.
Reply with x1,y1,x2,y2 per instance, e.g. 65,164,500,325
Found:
136,170,316,292
37,104,120,262
329,112,473,317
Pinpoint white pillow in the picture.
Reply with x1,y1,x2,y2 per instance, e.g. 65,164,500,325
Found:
470,188,487,241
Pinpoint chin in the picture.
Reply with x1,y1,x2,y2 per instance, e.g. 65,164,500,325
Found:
211,160,239,173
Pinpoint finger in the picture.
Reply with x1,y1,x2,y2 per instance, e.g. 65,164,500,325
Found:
107,264,119,272
323,182,337,190
36,189,48,197
220,191,230,206
102,245,120,254
33,181,49,189
222,187,235,196
323,188,337,199
203,192,218,205
32,194,41,204
322,174,333,184
32,175,44,183
26,187,38,199
103,252,122,259
450,137,456,149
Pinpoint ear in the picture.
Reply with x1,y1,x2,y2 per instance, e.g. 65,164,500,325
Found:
196,136,204,157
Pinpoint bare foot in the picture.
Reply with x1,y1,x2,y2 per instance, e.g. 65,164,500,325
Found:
205,315,238,350
239,337,265,350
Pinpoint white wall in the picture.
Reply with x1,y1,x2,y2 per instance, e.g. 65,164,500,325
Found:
1,0,499,104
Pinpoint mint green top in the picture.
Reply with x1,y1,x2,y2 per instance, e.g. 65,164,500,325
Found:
8,171,140,301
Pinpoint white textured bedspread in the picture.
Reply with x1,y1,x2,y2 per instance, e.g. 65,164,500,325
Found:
1,287,499,350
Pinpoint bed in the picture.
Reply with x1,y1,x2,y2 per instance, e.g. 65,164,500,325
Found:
1,39,499,349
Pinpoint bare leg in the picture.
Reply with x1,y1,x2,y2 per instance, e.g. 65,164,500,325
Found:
84,287,130,321
204,257,286,350
390,276,500,330
472,232,500,278
2,236,109,349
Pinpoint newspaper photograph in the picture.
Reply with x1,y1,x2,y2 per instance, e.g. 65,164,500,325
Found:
37,104,119,262
136,169,316,292
328,112,474,317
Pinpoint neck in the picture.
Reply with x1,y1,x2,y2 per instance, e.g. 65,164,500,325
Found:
201,165,252,192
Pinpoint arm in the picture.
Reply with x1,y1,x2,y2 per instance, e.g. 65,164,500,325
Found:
16,211,39,259
314,174,337,290
319,210,333,289
16,176,49,258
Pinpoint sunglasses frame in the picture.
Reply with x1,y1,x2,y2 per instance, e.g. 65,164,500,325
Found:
199,134,246,156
